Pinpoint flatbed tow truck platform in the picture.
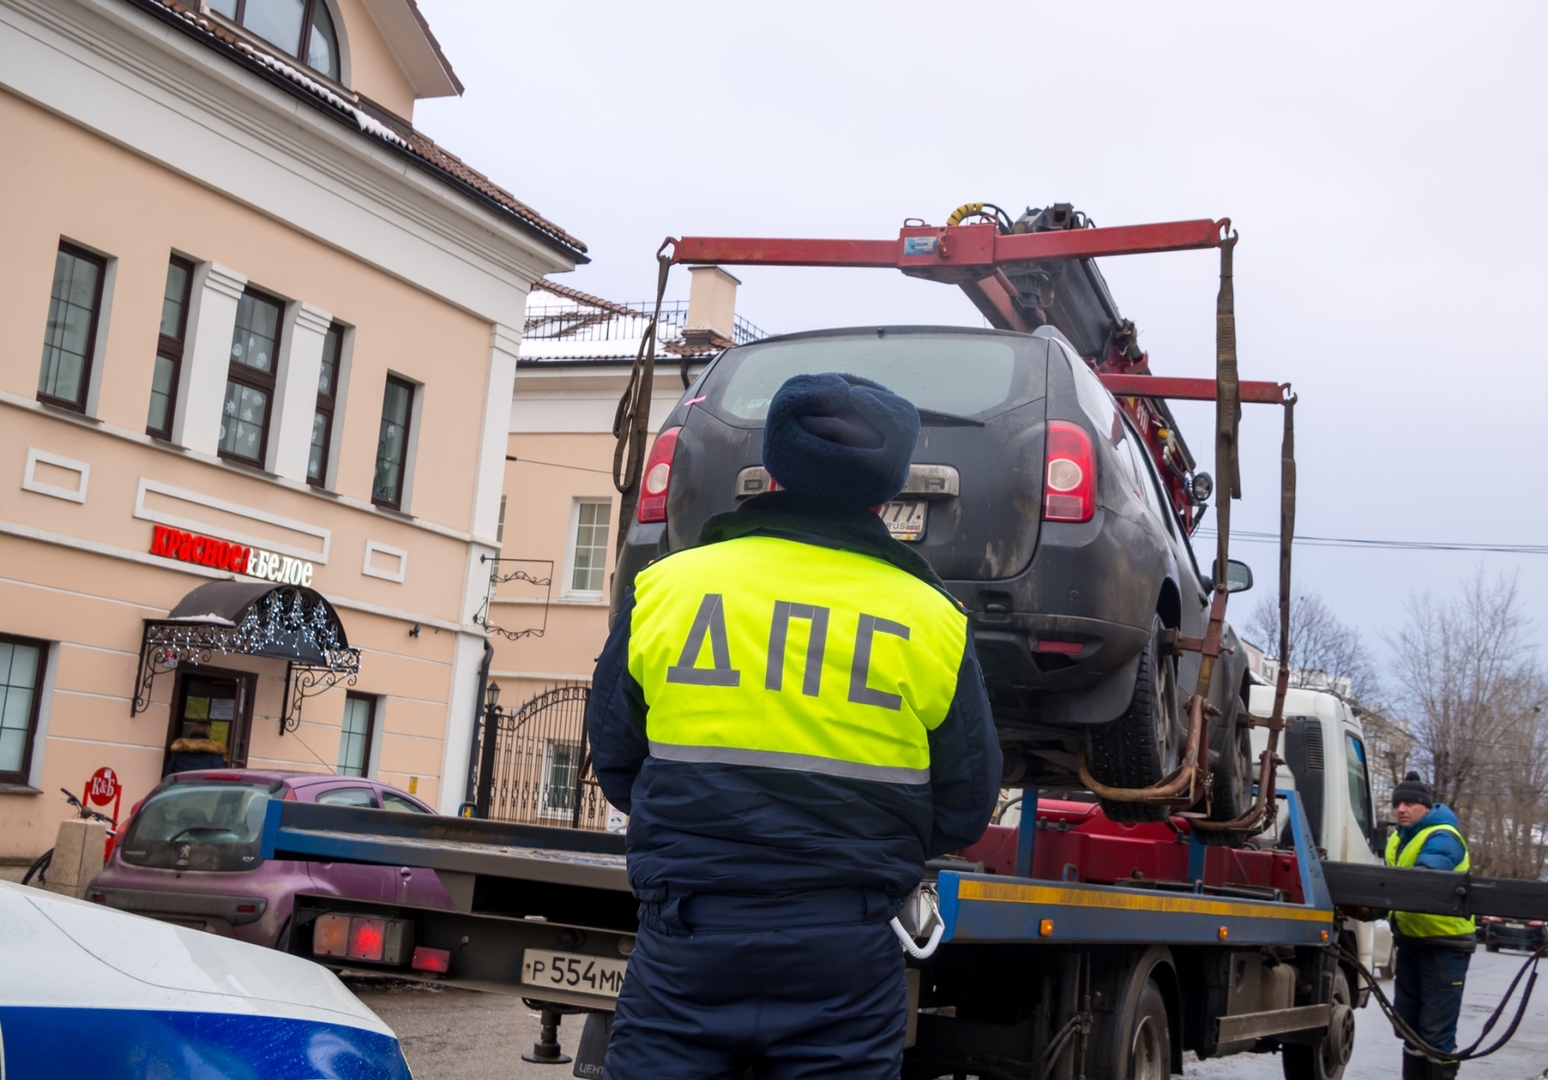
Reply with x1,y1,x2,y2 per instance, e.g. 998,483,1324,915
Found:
264,790,1368,1078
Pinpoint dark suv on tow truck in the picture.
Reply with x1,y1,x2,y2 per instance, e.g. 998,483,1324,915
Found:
613,324,1255,824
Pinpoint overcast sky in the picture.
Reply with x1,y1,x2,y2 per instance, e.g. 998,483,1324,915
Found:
415,1,1548,681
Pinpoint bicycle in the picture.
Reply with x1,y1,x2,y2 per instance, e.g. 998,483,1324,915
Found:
20,788,117,888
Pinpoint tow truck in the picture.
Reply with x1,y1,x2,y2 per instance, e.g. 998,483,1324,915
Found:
258,209,1548,1079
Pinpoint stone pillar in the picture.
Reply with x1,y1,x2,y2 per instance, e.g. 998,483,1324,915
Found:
269,301,332,482
175,262,247,455
43,819,107,899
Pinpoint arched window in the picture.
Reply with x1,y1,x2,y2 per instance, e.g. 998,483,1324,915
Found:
208,0,341,82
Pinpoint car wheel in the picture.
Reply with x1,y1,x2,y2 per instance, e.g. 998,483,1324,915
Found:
1196,700,1257,846
1086,616,1184,824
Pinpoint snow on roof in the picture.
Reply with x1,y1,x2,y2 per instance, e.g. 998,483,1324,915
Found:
520,279,766,365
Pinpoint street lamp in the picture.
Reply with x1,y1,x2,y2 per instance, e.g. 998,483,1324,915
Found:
485,680,501,713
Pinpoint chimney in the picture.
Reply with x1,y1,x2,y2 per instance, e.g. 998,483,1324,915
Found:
683,266,740,349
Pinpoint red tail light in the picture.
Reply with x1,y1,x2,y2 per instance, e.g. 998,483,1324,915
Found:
1043,421,1096,523
349,918,386,961
412,946,451,973
637,426,682,524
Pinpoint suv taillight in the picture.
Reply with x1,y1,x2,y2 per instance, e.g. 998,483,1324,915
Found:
637,427,682,524
1043,421,1095,523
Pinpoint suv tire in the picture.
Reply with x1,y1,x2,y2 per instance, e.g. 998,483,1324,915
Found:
1195,700,1258,845
1086,616,1184,823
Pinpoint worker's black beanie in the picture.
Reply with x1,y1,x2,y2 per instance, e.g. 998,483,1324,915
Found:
762,373,920,509
1391,771,1435,808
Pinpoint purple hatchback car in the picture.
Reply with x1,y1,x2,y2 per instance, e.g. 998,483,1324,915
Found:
87,770,454,948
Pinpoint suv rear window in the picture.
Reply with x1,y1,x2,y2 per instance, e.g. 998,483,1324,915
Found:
708,333,1043,423
118,783,270,872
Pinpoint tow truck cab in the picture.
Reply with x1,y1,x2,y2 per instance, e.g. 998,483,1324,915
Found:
1249,684,1388,984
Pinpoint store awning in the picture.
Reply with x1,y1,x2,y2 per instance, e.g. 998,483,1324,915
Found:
133,582,361,734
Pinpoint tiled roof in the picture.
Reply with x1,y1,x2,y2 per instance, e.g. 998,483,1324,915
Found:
126,0,586,261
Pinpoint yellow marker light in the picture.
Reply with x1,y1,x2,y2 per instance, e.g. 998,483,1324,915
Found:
1039,919,1054,937
1321,930,1330,942
1218,926,1229,940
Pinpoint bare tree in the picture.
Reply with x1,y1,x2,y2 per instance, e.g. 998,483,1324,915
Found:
1388,570,1548,878
1248,589,1379,703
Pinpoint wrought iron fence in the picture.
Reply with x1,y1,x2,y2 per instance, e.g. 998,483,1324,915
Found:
473,683,608,830
524,300,766,347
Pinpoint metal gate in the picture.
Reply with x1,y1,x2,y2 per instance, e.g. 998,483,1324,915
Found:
473,684,608,829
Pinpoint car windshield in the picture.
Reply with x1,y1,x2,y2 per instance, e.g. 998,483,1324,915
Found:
118,782,270,872
708,334,1041,423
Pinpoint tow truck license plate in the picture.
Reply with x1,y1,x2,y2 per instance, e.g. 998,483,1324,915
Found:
522,949,628,997
883,500,927,541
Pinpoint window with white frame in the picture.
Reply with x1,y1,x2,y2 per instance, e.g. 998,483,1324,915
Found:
566,499,611,597
337,693,375,777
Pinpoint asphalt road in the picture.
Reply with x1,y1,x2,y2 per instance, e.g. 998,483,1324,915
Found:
1187,949,1548,1080
347,977,576,1080
352,949,1548,1080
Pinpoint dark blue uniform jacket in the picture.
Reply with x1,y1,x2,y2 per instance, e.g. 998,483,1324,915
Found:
586,493,1003,903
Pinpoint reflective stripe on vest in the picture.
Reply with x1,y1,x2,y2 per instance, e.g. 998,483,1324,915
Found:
1385,823,1476,939
628,535,968,786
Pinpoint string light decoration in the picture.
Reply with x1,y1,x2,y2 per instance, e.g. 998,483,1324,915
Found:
132,584,361,735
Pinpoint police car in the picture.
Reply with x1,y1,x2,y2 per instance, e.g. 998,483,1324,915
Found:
0,879,411,1079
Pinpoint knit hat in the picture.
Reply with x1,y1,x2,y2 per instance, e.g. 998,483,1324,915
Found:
1391,771,1435,808
762,373,920,509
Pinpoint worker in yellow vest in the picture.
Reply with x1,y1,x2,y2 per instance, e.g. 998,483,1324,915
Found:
587,372,1002,1078
1386,771,1475,1080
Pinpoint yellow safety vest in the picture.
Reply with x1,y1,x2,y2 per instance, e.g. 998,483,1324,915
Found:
1385,824,1476,939
628,535,969,785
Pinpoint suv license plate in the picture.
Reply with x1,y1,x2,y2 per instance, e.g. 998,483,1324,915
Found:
522,948,628,998
883,500,927,541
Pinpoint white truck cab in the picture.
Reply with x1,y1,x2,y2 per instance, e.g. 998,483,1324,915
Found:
1249,684,1391,983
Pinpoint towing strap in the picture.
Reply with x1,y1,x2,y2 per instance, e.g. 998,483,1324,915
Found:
612,249,673,552
1212,229,1241,582
1268,395,1297,733
1340,945,1544,1063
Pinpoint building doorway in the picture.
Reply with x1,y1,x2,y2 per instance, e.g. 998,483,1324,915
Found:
163,667,257,771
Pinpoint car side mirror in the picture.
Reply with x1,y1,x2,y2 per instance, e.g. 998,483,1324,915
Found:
1209,559,1254,593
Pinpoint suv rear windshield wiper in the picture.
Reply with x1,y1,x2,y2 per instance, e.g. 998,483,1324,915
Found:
916,408,985,427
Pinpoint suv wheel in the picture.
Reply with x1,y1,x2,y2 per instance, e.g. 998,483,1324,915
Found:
1086,616,1184,823
1196,701,1258,845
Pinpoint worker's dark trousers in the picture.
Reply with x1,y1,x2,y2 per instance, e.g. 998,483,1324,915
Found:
1394,942,1472,1055
605,887,906,1080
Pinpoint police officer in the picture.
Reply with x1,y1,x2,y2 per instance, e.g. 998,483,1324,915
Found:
587,372,1002,1079
1387,771,1474,1080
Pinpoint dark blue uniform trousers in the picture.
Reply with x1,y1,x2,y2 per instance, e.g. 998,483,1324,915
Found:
605,888,907,1079
1394,943,1472,1054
